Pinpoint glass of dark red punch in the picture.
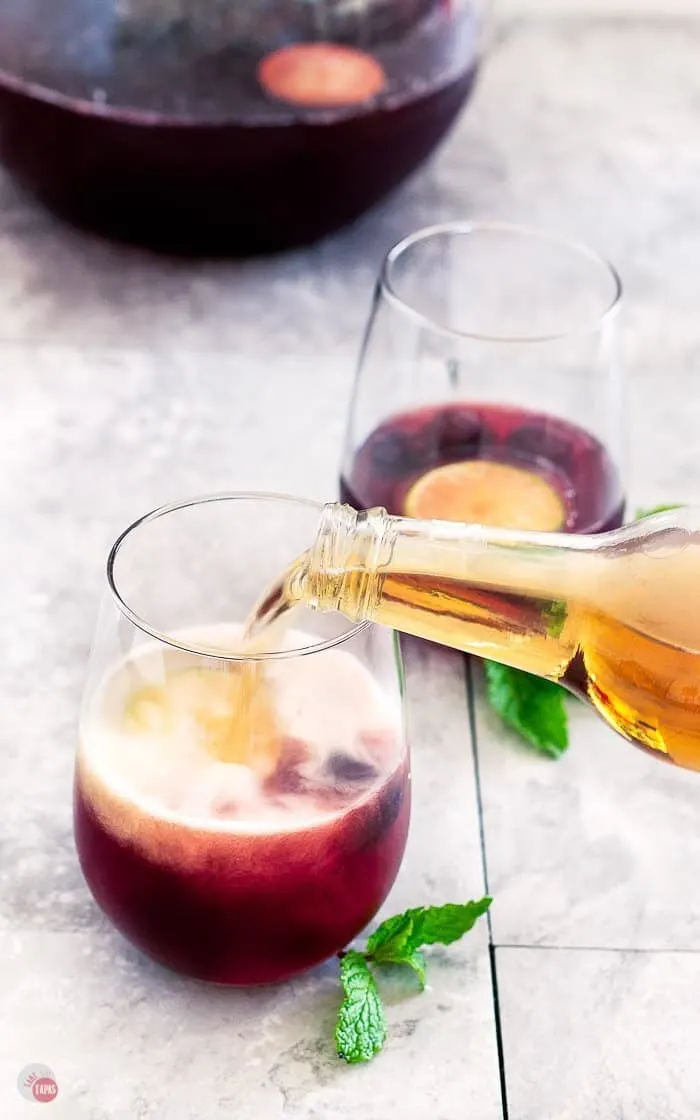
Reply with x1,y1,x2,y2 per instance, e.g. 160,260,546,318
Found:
75,494,409,985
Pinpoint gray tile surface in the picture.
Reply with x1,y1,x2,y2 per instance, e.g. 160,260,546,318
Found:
497,947,700,1120
0,923,497,1120
476,671,700,951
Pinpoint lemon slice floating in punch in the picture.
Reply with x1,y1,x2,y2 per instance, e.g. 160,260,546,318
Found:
404,460,566,531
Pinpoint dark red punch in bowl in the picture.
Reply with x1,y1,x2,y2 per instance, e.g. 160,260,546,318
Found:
0,0,481,254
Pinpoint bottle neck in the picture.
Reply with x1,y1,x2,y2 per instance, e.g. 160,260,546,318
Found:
302,502,616,625
301,503,398,620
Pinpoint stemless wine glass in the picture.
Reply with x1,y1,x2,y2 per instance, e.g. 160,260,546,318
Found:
76,493,409,986
341,221,625,534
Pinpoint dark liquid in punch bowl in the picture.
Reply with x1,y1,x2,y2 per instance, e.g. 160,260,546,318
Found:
0,0,481,253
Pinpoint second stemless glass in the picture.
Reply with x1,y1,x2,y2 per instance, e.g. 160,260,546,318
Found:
75,493,409,986
341,221,625,534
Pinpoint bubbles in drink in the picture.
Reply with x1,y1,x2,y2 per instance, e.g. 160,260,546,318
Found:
79,624,403,839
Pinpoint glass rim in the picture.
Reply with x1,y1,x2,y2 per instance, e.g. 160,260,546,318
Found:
106,491,371,661
380,219,624,344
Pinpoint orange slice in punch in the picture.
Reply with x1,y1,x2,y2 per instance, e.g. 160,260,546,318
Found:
257,43,386,108
404,460,566,531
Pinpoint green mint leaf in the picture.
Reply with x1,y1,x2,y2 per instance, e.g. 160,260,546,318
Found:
368,913,426,985
371,944,427,988
484,661,568,758
370,898,491,956
399,948,427,989
410,898,492,947
635,503,683,520
366,912,415,960
368,915,426,987
335,951,387,1064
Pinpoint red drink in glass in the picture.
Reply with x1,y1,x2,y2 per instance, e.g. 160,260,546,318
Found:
341,401,625,532
75,627,409,984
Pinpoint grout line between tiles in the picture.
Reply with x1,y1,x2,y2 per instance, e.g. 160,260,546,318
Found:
465,656,510,1120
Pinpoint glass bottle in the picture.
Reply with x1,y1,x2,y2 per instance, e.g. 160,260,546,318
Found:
257,503,700,771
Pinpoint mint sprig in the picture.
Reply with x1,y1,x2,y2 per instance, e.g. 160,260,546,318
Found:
335,897,491,1063
635,503,683,520
364,911,415,959
484,661,568,758
335,951,387,1064
405,898,492,945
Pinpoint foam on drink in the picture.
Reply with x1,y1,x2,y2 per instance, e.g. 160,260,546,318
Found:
77,625,404,871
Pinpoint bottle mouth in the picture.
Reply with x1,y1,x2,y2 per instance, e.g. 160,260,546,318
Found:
107,492,371,661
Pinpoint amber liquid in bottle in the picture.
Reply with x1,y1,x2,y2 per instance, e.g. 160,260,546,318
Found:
248,505,700,772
